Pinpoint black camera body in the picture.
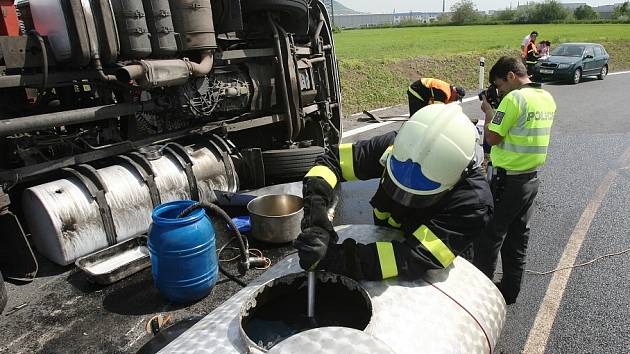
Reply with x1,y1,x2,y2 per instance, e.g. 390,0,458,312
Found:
478,84,501,109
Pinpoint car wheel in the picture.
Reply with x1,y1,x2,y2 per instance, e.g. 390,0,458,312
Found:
262,146,325,182
571,68,582,85
598,65,608,80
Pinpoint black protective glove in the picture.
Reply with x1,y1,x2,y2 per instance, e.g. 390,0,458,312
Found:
295,176,338,270
293,226,337,271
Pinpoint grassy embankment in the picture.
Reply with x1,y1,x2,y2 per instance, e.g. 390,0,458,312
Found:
334,24,630,116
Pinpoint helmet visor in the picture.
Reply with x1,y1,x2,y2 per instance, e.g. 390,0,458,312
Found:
381,171,448,208
388,155,442,192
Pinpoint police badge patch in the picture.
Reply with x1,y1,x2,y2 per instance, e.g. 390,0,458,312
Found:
492,111,505,124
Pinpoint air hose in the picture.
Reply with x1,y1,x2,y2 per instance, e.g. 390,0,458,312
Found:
178,202,267,286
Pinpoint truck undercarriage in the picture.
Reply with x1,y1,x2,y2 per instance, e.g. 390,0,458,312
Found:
0,0,341,281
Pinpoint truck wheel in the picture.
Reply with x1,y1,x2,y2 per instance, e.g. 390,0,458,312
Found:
262,146,325,182
242,0,308,16
571,68,582,85
242,0,309,35
597,65,608,80
0,271,7,314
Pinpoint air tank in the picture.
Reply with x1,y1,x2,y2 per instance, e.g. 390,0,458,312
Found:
22,141,238,266
110,0,152,58
143,0,178,57
169,0,216,51
29,0,73,61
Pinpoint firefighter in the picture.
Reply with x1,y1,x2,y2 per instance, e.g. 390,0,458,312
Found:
294,104,493,280
407,78,466,117
525,40,540,77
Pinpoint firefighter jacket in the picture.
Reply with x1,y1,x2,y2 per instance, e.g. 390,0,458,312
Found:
303,131,493,280
526,41,539,64
408,78,453,106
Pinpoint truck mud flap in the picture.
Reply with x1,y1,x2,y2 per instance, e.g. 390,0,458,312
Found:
0,212,38,282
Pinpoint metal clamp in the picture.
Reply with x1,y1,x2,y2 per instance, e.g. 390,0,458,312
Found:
115,154,161,208
62,165,117,246
162,143,200,201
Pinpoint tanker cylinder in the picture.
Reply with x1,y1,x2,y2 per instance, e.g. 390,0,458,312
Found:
22,139,239,266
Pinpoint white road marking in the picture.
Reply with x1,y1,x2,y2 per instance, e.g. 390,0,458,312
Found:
523,146,630,353
608,70,630,76
344,71,629,139
344,97,479,138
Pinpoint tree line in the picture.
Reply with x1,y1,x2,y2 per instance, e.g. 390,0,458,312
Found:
447,0,630,25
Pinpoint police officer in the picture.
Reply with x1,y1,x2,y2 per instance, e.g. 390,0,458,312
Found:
407,78,466,117
294,104,493,280
474,56,556,304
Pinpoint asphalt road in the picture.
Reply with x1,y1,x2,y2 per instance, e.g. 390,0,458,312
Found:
341,71,630,354
1,72,629,353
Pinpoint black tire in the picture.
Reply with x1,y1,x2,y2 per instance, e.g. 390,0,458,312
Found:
598,65,608,80
0,271,7,314
241,0,309,35
242,0,308,16
571,68,582,85
262,146,325,181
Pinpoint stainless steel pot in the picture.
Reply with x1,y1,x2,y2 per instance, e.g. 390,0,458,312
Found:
247,194,303,243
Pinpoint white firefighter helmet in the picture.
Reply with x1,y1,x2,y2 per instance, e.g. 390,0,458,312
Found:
382,104,479,207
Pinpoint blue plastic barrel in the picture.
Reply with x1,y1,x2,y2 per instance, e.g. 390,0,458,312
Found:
148,200,218,303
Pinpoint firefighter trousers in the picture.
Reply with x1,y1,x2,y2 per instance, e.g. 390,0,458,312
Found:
474,170,539,303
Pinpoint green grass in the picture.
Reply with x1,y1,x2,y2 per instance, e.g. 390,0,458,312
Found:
335,24,630,115
334,24,630,60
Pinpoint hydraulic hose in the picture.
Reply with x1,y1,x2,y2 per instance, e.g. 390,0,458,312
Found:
178,202,250,275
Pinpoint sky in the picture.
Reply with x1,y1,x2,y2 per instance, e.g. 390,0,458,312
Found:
337,1,615,13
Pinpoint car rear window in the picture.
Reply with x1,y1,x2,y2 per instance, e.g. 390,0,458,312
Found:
594,46,603,56
551,45,584,57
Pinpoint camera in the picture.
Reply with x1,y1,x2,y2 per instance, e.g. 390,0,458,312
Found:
478,84,501,109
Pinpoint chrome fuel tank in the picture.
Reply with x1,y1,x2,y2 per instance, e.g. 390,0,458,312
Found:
22,140,237,265
158,225,506,354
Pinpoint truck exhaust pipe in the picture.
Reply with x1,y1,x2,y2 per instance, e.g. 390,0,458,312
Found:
115,51,214,88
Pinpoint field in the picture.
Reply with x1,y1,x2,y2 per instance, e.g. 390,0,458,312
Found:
334,24,630,115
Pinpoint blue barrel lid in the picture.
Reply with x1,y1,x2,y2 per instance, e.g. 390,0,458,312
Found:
152,200,206,226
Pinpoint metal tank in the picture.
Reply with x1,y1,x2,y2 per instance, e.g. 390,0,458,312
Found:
169,0,216,51
22,139,238,266
143,0,178,57
157,225,506,354
110,0,152,58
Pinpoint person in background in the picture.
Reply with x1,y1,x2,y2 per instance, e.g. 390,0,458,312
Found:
525,39,540,77
521,31,538,59
407,78,465,117
474,56,556,305
294,104,492,281
537,40,551,59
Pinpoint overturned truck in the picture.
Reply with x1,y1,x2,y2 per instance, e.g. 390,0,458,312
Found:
0,0,341,281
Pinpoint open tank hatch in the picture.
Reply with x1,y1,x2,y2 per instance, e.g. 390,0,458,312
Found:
239,271,372,351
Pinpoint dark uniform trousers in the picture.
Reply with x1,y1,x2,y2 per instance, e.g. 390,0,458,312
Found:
474,168,539,303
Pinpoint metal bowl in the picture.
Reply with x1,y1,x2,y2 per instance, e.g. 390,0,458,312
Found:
246,194,303,243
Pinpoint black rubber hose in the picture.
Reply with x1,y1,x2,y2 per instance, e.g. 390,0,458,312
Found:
178,202,250,276
217,237,248,287
28,30,47,88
